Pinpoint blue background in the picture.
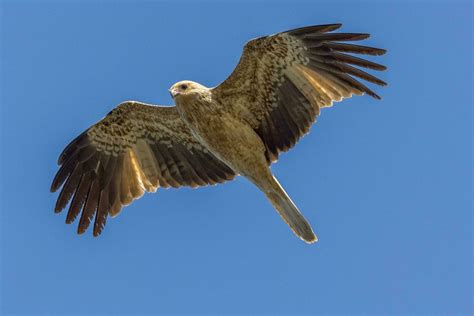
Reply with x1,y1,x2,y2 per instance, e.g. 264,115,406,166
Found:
1,1,472,315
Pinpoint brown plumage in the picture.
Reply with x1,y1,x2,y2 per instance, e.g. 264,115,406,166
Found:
51,23,386,243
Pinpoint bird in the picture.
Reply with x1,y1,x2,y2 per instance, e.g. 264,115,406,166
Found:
51,23,386,243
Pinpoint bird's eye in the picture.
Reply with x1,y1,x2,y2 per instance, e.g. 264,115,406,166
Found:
180,84,188,90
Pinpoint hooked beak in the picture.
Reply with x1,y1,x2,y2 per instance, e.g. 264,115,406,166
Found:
169,88,180,98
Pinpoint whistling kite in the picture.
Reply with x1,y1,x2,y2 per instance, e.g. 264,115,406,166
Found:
51,23,386,243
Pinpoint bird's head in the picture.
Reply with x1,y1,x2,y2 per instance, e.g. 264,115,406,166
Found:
169,81,208,101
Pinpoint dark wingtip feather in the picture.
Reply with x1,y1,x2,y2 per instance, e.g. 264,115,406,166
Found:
54,165,83,213
325,42,387,56
77,179,100,234
50,180,59,193
335,62,387,86
93,230,101,237
306,33,370,42
57,130,89,165
371,93,382,100
51,162,73,193
66,172,93,224
374,48,387,56
287,23,342,35
331,51,387,71
93,207,110,237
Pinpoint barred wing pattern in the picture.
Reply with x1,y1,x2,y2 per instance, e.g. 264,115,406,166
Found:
213,23,387,163
51,102,235,236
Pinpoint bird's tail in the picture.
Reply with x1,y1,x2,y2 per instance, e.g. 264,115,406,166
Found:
262,176,317,243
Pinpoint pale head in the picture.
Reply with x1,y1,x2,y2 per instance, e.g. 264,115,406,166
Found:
169,80,208,100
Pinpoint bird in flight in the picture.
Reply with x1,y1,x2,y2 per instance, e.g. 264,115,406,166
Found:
51,23,386,243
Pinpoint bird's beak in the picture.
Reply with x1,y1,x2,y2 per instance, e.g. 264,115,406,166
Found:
169,88,179,98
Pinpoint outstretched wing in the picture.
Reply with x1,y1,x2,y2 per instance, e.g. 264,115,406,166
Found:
212,23,387,163
51,101,236,236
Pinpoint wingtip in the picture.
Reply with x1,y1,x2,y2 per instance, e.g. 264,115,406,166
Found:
54,199,66,213
50,176,61,193
65,218,73,225
357,33,371,40
77,226,86,235
320,23,343,32
93,225,104,237
378,79,388,87
287,23,343,36
370,92,382,100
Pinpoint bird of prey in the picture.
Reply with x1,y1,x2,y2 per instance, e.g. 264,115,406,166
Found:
51,23,386,243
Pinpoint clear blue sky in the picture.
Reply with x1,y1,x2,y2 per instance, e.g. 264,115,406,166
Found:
1,1,472,315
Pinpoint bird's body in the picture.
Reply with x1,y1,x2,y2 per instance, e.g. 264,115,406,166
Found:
51,23,386,243
172,82,317,241
174,85,266,180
